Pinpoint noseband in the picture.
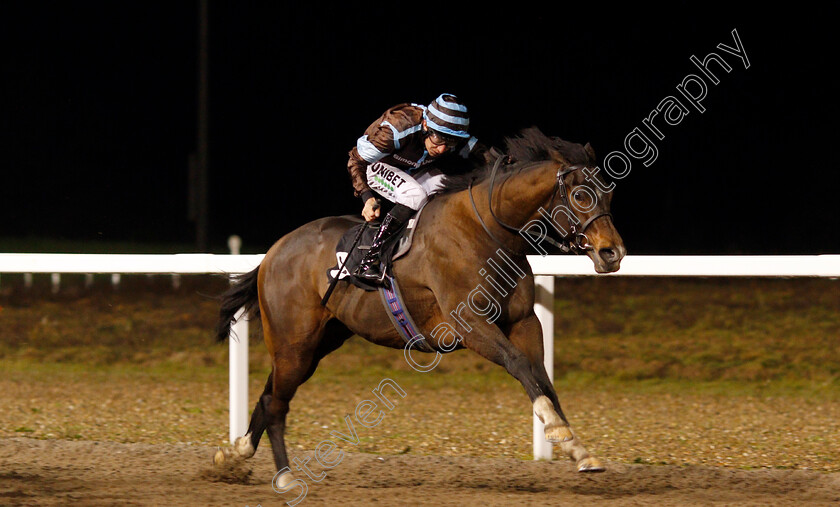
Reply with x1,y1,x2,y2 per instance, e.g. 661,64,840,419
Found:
468,156,613,256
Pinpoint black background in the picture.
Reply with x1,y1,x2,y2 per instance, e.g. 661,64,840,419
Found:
2,4,837,254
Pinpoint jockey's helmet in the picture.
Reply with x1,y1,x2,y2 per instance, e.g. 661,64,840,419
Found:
423,93,471,141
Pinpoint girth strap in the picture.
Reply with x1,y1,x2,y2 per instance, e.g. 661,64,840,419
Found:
379,274,435,353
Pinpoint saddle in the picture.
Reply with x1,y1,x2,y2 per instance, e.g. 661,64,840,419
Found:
326,203,426,291
324,203,435,353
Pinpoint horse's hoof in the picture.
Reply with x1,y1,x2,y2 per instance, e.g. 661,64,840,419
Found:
213,447,228,466
272,470,298,492
234,435,255,458
544,423,574,443
577,457,605,473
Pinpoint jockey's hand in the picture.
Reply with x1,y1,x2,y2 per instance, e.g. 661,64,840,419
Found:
362,197,381,222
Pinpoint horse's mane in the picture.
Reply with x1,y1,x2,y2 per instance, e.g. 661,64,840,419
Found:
441,127,593,194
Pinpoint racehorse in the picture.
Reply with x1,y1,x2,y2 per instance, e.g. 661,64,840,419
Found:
214,127,626,483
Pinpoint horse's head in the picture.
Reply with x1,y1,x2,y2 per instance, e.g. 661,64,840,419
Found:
547,142,626,273
502,128,626,273
444,127,626,273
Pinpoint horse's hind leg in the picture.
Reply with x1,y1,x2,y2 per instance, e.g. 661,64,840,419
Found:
214,373,273,464
214,316,351,471
237,373,273,457
262,318,352,484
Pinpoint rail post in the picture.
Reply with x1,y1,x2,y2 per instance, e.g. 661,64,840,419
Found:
533,275,555,460
228,235,249,444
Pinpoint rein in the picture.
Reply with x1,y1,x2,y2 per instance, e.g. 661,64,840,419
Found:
468,156,613,256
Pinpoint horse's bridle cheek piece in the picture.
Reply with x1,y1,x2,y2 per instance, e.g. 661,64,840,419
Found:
550,164,613,254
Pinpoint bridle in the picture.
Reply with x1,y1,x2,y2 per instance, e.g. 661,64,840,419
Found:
468,156,613,257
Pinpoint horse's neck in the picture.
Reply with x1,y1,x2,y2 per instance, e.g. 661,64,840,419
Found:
479,161,558,229
444,161,558,253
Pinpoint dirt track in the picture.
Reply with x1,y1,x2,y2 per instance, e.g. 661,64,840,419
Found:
2,437,838,506
2,277,839,505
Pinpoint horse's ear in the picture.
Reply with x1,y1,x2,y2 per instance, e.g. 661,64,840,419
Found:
584,142,597,163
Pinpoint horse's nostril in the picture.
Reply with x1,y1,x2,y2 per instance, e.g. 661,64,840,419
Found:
599,248,616,263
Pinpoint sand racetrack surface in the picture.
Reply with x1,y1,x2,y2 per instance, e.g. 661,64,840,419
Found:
2,276,839,506
2,437,839,506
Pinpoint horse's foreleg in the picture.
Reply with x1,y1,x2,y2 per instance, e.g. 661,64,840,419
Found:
507,315,605,472
532,396,603,471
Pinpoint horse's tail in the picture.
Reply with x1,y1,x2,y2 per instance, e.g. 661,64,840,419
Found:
215,265,261,342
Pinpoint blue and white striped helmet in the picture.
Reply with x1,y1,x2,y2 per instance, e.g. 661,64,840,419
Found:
423,93,470,139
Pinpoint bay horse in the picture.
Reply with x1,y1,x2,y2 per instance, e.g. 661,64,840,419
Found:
214,128,626,484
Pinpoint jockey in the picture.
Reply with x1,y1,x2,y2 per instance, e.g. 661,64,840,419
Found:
347,93,494,283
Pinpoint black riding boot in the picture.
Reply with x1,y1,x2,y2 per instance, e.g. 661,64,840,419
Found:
357,204,413,283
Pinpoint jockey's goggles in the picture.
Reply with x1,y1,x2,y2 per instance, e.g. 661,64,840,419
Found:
425,129,461,149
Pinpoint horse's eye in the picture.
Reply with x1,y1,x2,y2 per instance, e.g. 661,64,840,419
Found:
574,191,584,202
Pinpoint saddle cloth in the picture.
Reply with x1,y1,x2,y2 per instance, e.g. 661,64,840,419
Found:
326,202,426,291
